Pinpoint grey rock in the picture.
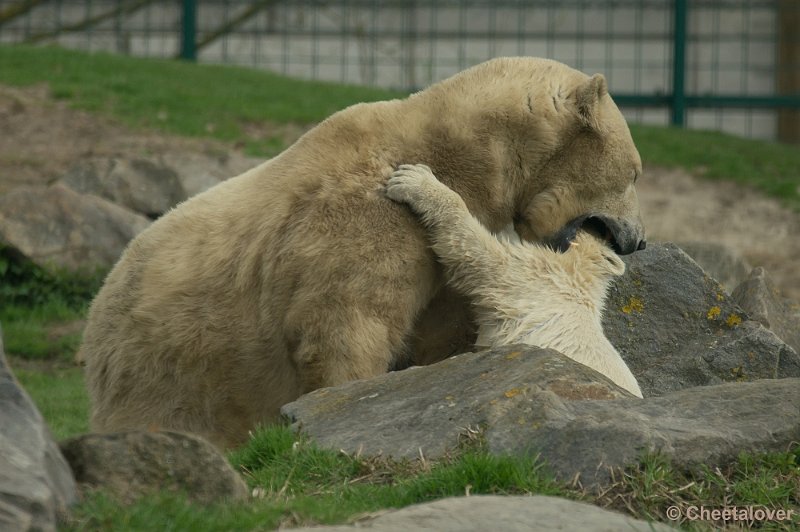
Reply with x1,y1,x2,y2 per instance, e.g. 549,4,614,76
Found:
59,431,250,505
0,324,78,532
283,346,631,461
59,157,185,218
0,184,150,272
676,240,751,291
59,153,262,213
732,267,800,355
603,242,800,396
490,377,800,488
157,151,261,198
283,345,800,490
289,495,676,532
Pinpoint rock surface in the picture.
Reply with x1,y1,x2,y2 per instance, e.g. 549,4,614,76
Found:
676,240,751,291
283,345,800,489
603,242,800,396
59,153,261,216
0,184,150,272
284,346,631,461
732,267,800,355
156,151,261,199
0,324,78,532
59,431,250,505
59,157,185,218
289,495,676,532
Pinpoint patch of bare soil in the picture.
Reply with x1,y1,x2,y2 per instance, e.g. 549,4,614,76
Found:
0,84,307,195
637,166,800,301
2,84,798,301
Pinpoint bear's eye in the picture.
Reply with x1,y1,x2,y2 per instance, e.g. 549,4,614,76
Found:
632,169,640,183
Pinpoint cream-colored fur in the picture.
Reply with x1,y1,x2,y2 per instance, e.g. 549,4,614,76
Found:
385,164,643,398
80,57,646,449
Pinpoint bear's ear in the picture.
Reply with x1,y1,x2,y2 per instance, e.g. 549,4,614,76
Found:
575,73,608,130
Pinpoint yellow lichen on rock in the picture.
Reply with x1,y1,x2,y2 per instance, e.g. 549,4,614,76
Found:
622,297,644,314
504,388,522,398
707,306,721,320
725,314,742,327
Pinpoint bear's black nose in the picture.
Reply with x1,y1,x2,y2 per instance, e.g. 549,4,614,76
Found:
637,239,647,251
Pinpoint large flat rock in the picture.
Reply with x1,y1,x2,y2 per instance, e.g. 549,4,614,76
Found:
283,346,800,489
284,346,631,461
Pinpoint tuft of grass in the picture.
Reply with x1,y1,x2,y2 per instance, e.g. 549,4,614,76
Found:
0,44,403,156
596,448,800,531
11,365,89,440
68,425,572,530
1,300,84,359
630,124,800,211
64,492,281,532
65,424,800,530
0,245,99,360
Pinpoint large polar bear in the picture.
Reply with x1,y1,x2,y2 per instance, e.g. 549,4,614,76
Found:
81,57,646,449
385,164,643,397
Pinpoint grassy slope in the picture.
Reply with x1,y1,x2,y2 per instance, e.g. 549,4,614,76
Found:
0,45,797,208
0,44,403,155
630,124,800,210
13,366,89,440
0,44,797,529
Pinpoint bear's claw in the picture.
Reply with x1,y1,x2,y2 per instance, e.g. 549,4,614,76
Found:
385,164,439,205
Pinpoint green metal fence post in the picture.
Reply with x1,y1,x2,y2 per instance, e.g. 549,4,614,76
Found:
671,0,687,126
180,0,197,61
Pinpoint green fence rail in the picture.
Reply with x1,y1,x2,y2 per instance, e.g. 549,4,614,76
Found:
1,0,798,142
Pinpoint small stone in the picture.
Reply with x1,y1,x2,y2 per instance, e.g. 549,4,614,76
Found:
59,431,249,505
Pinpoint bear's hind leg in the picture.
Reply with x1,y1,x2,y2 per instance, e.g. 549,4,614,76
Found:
287,306,412,392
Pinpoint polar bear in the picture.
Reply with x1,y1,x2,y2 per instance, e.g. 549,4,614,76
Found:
385,164,642,397
81,57,646,449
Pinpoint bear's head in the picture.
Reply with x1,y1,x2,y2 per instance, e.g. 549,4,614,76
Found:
418,57,646,255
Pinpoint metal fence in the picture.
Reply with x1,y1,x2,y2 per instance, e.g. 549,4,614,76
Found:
1,0,798,142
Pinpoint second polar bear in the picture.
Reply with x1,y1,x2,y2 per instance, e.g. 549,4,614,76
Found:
385,164,642,398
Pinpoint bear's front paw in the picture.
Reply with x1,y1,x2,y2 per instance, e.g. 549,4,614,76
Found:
385,164,442,207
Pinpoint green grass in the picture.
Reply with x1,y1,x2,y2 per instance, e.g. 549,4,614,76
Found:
0,43,797,530
598,448,800,531
0,44,797,205
630,124,800,210
12,365,89,440
0,44,403,156
1,301,84,359
60,424,799,531
0,245,98,360
67,425,570,530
